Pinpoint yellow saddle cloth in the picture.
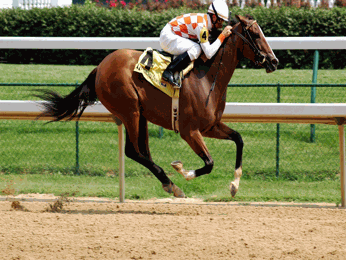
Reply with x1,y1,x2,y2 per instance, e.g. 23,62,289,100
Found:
134,47,181,98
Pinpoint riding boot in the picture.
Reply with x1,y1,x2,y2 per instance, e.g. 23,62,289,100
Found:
162,51,191,87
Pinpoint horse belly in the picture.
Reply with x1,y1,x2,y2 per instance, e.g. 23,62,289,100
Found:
135,79,174,130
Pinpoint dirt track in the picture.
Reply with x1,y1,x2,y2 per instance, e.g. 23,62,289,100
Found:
0,196,345,260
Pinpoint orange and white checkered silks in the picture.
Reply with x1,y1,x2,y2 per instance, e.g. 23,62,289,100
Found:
160,13,225,61
169,13,209,41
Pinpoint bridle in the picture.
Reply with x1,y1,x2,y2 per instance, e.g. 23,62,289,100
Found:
232,20,267,66
206,18,267,106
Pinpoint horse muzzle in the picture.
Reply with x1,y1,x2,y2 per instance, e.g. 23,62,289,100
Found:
264,54,279,73
255,53,278,73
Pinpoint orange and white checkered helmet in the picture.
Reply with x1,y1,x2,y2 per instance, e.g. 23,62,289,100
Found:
207,0,229,22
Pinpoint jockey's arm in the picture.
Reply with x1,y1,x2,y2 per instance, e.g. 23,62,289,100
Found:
198,25,232,60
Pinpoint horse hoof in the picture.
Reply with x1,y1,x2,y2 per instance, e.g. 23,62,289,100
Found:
162,183,186,198
172,185,186,198
171,161,196,181
230,182,238,198
171,161,183,171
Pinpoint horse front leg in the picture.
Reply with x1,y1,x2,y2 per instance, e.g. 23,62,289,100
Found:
173,129,214,180
203,122,244,197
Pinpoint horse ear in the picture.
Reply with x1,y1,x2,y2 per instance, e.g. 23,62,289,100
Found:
235,15,246,25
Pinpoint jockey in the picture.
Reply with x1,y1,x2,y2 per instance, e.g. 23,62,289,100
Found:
160,0,232,87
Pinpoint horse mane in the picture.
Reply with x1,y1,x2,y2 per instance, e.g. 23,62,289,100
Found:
192,15,255,77
229,18,238,26
233,14,255,25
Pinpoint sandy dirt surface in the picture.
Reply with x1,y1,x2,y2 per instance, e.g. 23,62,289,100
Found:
0,194,345,260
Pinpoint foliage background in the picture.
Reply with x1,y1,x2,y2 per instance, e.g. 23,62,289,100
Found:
0,5,345,68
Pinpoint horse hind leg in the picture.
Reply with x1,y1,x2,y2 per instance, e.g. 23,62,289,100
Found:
124,113,185,198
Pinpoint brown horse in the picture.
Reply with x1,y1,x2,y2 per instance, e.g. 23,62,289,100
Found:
37,15,278,198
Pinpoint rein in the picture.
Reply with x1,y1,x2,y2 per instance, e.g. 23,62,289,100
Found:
232,20,266,65
205,19,265,106
205,37,227,106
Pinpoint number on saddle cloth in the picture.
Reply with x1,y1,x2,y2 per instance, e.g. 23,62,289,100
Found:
140,49,154,70
139,49,173,71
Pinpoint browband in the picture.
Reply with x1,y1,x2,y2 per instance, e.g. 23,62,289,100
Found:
246,20,257,30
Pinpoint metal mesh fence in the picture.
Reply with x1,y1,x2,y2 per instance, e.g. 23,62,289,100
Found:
1,81,345,181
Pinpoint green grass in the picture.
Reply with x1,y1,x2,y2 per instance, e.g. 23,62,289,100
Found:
0,64,96,84
0,119,341,181
0,64,345,202
1,64,346,102
0,64,95,100
0,173,341,204
230,67,346,84
1,64,345,85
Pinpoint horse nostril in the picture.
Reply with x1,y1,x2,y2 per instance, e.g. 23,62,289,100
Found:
272,58,279,66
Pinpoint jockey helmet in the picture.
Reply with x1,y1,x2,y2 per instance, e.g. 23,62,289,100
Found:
207,0,229,22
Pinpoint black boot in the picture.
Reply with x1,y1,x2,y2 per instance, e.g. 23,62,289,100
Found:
162,52,191,87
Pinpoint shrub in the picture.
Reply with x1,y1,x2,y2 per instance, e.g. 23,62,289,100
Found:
0,5,345,68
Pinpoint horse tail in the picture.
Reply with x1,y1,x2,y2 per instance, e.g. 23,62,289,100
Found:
36,67,98,122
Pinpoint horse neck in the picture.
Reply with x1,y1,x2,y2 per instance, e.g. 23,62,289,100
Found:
207,33,241,103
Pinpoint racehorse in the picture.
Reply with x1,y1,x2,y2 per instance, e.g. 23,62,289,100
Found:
37,15,278,198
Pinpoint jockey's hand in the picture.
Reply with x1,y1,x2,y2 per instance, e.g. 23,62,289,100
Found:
222,25,233,38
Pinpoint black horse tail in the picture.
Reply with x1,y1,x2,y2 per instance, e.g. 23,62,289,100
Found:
36,67,98,122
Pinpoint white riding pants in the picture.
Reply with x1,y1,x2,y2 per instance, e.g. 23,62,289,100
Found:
159,24,202,61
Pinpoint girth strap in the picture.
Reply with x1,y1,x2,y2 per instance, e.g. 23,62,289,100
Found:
170,62,194,133
172,88,179,133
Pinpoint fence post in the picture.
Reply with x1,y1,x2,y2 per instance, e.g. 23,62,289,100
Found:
276,83,281,178
311,50,319,143
159,126,164,138
118,123,125,203
75,120,80,175
338,123,346,207
112,116,125,203
75,82,80,175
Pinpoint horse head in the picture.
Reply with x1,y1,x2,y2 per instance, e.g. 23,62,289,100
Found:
232,15,279,73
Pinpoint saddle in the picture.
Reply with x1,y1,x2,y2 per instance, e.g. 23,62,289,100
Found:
134,47,194,133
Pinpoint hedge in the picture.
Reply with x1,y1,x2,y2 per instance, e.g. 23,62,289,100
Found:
0,5,345,68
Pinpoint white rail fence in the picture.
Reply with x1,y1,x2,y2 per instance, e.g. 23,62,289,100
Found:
1,36,346,50
0,0,339,9
0,37,345,207
0,0,72,9
234,0,336,8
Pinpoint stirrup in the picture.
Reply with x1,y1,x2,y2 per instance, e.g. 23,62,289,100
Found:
162,71,181,88
172,79,181,88
170,77,181,88
173,72,182,88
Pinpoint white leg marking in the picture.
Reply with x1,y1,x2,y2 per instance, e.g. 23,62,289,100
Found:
171,161,196,181
230,166,242,197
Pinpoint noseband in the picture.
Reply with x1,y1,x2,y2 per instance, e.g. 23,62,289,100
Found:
232,20,266,66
